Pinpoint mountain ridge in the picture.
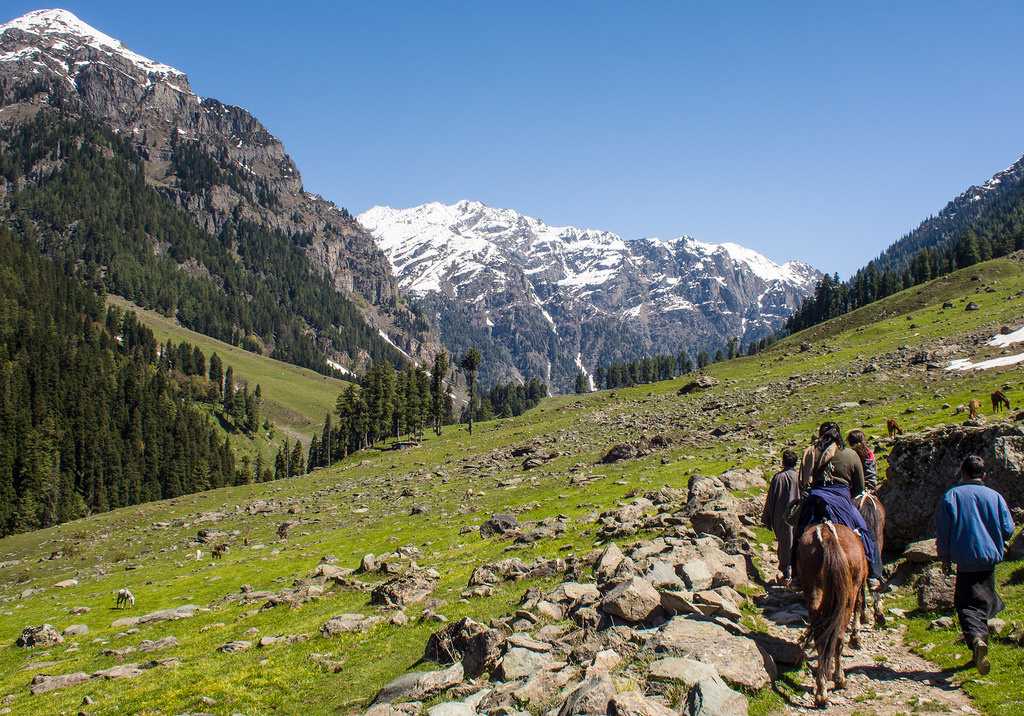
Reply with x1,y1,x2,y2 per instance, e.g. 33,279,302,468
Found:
0,8,437,371
359,199,820,391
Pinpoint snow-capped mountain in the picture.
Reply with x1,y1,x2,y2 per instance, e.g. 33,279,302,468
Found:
359,201,820,391
0,8,438,369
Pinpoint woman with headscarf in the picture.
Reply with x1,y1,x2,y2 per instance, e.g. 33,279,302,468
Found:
793,422,883,587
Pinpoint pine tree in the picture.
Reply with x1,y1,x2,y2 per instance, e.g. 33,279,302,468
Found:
209,353,223,399
574,371,588,394
430,351,450,436
460,349,482,435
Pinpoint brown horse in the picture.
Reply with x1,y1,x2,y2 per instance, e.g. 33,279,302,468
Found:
797,521,868,708
992,390,1011,413
885,418,902,438
969,399,982,419
855,492,886,626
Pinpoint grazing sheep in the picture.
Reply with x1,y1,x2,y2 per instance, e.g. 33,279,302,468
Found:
115,588,135,609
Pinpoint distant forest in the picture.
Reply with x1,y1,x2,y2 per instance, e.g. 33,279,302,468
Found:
0,225,269,536
0,111,405,376
788,170,1024,332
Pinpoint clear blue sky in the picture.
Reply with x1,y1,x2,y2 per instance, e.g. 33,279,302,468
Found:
8,2,1024,275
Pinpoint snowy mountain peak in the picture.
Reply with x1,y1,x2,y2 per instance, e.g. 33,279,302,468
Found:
359,200,821,391
1,8,186,85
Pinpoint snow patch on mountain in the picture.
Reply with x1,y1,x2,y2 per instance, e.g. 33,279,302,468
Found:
1,9,185,83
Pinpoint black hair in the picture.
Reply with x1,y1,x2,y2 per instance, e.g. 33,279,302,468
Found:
817,422,843,450
782,449,799,468
962,454,985,479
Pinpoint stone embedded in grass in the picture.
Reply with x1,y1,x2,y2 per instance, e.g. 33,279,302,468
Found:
557,672,616,716
371,570,439,608
479,513,520,538
29,672,89,694
372,662,464,705
611,691,677,716
646,617,775,690
321,614,383,636
15,625,63,648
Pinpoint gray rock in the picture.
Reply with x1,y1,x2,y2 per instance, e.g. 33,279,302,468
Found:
63,624,88,636
479,514,520,538
218,640,253,653
600,577,661,623
111,604,199,628
557,673,616,716
686,676,748,716
679,560,713,591
373,663,464,704
497,647,556,681
610,691,676,716
371,571,438,608
15,624,63,648
904,539,938,563
424,617,505,678
29,672,90,694
596,543,625,582
649,657,719,686
917,566,955,612
138,636,179,652
647,617,774,690
321,613,384,636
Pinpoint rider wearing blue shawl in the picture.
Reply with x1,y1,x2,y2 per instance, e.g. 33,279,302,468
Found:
795,422,883,587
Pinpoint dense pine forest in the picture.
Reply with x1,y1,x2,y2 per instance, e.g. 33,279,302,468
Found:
0,225,261,536
0,111,406,375
788,167,1024,332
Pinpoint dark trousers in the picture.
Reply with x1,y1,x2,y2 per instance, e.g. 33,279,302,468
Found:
955,568,1004,647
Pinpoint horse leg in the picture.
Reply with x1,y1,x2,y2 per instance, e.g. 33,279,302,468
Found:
815,657,830,708
850,587,864,649
872,584,886,626
833,637,847,691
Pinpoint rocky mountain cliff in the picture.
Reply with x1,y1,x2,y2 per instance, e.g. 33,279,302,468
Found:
0,9,435,370
359,201,820,391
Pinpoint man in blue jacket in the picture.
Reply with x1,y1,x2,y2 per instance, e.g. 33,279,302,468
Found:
936,454,1015,675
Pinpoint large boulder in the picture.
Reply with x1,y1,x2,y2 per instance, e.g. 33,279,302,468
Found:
880,423,1024,549
647,617,774,690
16,624,64,648
480,514,520,538
600,577,661,623
917,565,955,612
610,691,676,716
373,663,464,704
424,617,505,678
678,375,719,395
557,673,616,716
371,571,438,607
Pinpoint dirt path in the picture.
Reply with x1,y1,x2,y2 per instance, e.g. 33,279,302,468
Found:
757,582,977,714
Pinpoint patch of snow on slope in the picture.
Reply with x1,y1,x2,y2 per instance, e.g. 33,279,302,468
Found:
989,326,1024,348
946,353,1024,371
326,359,354,377
575,352,595,391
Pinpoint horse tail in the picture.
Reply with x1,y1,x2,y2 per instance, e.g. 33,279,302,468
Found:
812,524,853,678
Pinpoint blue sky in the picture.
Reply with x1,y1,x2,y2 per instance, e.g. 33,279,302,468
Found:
6,2,1024,275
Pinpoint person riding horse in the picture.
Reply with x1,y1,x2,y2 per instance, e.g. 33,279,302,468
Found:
794,422,883,587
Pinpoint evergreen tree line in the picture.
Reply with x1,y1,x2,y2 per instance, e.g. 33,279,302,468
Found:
464,377,548,422
0,226,247,536
148,334,263,435
787,180,1024,332
0,111,406,377
302,352,457,473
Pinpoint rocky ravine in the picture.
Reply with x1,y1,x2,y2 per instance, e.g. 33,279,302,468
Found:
359,201,820,392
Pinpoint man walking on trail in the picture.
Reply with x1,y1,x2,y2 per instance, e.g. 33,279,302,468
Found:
762,449,801,584
936,454,1015,676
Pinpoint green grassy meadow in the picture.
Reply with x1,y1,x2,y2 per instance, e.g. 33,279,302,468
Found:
1,257,1023,714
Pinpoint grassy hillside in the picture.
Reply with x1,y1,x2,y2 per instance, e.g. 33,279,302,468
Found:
1,257,1023,714
108,296,349,456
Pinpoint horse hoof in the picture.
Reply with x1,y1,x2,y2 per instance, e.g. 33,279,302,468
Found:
815,696,830,709
875,613,887,627
850,638,861,650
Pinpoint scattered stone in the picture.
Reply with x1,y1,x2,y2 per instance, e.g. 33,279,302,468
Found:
29,672,90,695
218,641,253,653
610,691,676,716
678,375,719,395
479,514,520,538
111,605,199,629
372,663,464,705
138,636,178,653
917,566,955,612
904,538,939,564
16,625,63,648
371,571,439,608
54,579,79,589
63,624,88,637
497,647,556,681
321,614,384,636
557,672,616,716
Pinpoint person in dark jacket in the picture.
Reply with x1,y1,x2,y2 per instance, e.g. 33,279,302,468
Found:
762,449,801,583
936,454,1015,675
794,422,882,585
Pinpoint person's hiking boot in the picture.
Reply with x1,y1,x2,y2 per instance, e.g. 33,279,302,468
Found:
868,578,881,591
973,640,990,675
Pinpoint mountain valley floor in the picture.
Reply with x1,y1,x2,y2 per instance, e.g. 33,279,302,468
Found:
3,257,1024,714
